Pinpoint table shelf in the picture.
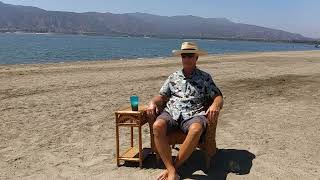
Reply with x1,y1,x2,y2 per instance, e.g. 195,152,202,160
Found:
119,147,152,162
115,105,152,168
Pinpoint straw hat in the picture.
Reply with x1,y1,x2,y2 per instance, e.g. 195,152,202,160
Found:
172,42,208,56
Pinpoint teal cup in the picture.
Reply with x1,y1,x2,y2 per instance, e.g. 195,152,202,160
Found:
130,95,139,111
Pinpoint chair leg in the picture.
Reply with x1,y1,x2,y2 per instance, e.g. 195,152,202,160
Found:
155,152,161,166
204,152,211,171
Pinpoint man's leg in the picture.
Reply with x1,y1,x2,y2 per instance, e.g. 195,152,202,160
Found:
174,116,207,169
153,117,179,180
173,122,203,169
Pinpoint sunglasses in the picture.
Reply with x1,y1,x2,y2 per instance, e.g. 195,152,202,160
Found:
181,53,196,58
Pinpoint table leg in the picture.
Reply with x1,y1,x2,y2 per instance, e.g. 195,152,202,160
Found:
131,127,134,147
149,121,155,153
116,124,120,167
138,126,142,168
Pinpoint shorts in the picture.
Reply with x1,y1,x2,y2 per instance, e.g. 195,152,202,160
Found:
156,111,208,143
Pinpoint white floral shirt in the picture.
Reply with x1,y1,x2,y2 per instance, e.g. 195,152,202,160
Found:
159,67,222,120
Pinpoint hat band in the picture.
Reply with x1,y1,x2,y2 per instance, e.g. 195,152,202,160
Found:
182,48,196,50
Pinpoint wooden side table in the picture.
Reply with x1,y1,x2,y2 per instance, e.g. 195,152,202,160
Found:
115,105,152,168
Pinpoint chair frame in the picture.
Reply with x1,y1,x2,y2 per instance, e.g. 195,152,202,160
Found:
147,100,219,169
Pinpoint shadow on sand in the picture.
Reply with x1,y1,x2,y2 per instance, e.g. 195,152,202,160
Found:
124,148,255,179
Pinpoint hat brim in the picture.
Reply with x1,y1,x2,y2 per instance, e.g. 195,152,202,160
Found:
172,49,208,56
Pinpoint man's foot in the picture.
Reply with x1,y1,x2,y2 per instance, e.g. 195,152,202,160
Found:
156,169,168,180
156,169,180,180
167,171,180,180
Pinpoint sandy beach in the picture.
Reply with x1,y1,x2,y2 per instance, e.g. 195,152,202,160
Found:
0,50,320,179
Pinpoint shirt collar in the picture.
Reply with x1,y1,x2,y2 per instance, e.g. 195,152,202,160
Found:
180,67,199,79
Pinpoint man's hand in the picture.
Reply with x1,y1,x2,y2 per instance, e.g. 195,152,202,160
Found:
206,104,220,122
146,102,158,118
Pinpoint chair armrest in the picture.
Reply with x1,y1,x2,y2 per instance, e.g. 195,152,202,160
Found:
146,111,159,153
200,117,218,157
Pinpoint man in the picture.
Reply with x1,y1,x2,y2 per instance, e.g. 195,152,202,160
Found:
146,42,223,180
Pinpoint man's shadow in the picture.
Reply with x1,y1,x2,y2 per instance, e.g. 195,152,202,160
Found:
140,148,255,180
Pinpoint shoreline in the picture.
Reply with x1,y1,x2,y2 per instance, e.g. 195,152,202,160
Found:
0,50,319,68
1,32,319,44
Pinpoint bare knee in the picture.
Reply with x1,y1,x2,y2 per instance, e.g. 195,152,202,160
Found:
153,119,167,136
188,123,203,136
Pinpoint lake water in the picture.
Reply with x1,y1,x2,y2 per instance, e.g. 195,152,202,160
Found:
0,33,317,65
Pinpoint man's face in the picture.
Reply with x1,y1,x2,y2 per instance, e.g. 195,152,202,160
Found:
181,53,198,69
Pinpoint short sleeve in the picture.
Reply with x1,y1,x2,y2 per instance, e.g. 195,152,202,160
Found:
159,76,171,97
206,75,222,99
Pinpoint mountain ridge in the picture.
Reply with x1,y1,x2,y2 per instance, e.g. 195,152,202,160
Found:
0,1,315,42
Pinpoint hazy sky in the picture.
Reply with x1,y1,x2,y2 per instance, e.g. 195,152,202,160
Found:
1,0,319,38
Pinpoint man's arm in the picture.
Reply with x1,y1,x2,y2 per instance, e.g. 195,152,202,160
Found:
147,74,171,117
146,95,169,117
206,95,223,122
149,95,169,107
211,95,223,109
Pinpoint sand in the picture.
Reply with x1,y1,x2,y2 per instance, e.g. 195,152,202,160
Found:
0,50,320,179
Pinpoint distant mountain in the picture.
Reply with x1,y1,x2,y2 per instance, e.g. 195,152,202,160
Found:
0,1,314,41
